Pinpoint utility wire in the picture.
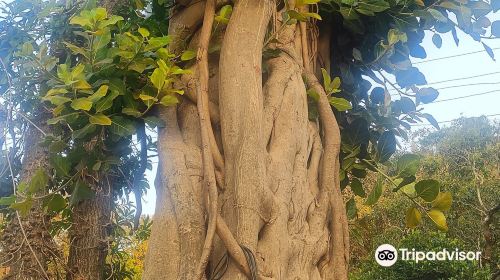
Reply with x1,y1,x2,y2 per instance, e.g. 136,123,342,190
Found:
427,89,500,104
413,47,500,64
388,71,500,92
390,82,500,97
391,89,500,102
412,113,500,127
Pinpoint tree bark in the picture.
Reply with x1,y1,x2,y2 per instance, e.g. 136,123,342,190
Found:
66,175,112,280
144,1,349,279
0,112,56,280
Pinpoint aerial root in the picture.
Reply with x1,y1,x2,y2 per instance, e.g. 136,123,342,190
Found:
194,0,219,278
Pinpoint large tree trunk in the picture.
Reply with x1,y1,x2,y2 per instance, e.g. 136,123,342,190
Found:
144,1,349,279
0,112,57,280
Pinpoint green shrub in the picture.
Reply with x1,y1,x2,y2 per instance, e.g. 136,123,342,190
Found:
351,230,491,280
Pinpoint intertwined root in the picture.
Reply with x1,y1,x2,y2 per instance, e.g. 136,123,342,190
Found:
144,1,349,279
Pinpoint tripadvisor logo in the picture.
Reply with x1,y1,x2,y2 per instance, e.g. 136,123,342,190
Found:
375,244,481,267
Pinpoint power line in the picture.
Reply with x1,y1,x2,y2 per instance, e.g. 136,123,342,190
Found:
425,71,500,85
413,47,500,64
430,82,500,91
391,82,500,95
388,71,500,92
412,113,500,127
430,89,500,104
391,89,500,102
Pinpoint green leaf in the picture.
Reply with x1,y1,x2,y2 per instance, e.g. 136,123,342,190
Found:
406,207,422,228
350,178,366,197
129,58,155,73
377,131,397,162
73,124,97,139
150,68,166,90
365,176,383,205
95,91,119,112
138,27,150,37
415,179,440,202
70,180,94,206
71,98,93,111
69,15,91,27
388,29,400,45
287,10,308,21
49,140,66,153
63,42,89,59
27,169,49,194
394,175,416,192
45,88,68,97
428,209,448,231
357,0,390,12
89,114,112,126
73,80,92,90
88,85,108,103
10,199,33,216
139,93,158,101
428,9,448,22
110,116,136,136
159,95,179,107
94,7,108,21
50,155,70,177
93,29,111,50
47,113,79,125
144,116,166,128
432,192,452,211
43,194,66,212
98,15,124,29
346,198,357,219
145,36,172,51
57,64,71,83
397,154,421,177
330,77,341,91
181,50,197,61
71,64,85,79
43,95,72,106
0,196,16,206
329,97,352,111
122,108,143,117
302,12,322,20
321,68,331,88
215,5,233,23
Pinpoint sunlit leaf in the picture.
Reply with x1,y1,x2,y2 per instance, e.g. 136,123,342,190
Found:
428,209,448,231
406,207,422,228
329,97,352,111
89,114,112,125
432,192,452,211
71,98,93,111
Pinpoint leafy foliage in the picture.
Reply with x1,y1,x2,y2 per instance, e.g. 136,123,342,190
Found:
351,230,491,280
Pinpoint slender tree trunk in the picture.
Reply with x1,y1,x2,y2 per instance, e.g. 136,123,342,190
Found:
64,2,125,278
66,176,112,280
0,112,57,280
144,1,349,279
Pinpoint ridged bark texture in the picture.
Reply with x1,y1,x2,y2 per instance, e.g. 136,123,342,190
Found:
143,1,349,279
